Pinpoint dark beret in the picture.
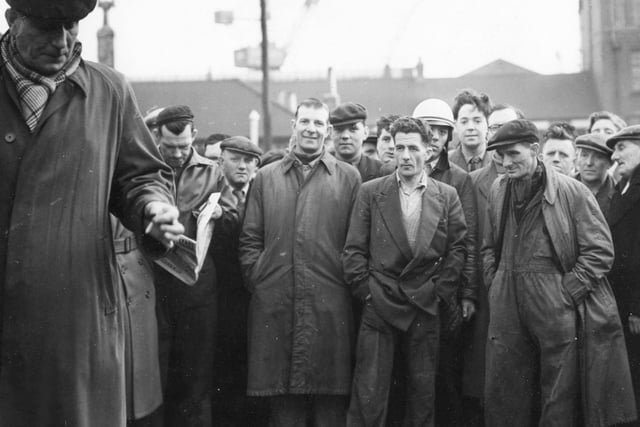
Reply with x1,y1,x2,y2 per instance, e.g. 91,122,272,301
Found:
487,119,539,151
221,136,263,163
606,125,640,149
575,132,612,158
330,102,367,127
155,105,194,128
7,0,97,21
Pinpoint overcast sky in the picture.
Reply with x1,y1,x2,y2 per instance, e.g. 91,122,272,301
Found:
0,0,582,81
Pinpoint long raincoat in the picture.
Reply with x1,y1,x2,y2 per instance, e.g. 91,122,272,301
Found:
239,151,361,396
0,60,175,426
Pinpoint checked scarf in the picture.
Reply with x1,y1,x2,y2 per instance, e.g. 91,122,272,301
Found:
0,32,82,133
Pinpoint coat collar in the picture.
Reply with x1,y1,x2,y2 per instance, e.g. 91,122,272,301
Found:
609,166,640,226
281,149,336,176
373,174,445,273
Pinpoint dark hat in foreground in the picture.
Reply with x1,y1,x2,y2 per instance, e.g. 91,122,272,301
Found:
155,105,194,128
7,0,97,21
330,102,367,127
575,133,613,158
221,136,263,164
606,125,640,149
487,119,539,151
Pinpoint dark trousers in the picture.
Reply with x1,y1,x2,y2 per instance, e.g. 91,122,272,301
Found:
268,394,349,427
157,291,217,427
347,303,439,427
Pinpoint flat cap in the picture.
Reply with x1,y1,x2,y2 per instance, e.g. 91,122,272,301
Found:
575,132,612,157
330,102,367,127
487,119,539,151
7,0,97,21
221,136,263,163
155,105,194,128
606,125,640,149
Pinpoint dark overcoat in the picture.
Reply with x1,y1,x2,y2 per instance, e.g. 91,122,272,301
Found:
239,151,361,396
0,61,175,426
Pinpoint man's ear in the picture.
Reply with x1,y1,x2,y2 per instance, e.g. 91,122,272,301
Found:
530,142,540,157
6,8,20,28
191,128,198,139
363,125,369,138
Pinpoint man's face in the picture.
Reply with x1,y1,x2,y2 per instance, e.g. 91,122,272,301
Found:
331,121,369,160
292,106,331,155
221,150,259,189
591,119,618,137
498,142,539,180
612,140,640,180
455,104,488,151
158,124,195,169
377,128,395,164
576,148,612,184
488,108,519,140
394,132,429,180
542,138,576,175
362,143,379,160
8,12,79,76
426,123,450,159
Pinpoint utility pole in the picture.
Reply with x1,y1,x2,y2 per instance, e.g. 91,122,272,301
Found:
260,0,272,148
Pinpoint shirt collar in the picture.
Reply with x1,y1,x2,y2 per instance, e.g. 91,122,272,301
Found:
396,170,428,192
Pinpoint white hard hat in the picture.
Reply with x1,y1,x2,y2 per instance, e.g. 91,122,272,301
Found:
412,99,454,128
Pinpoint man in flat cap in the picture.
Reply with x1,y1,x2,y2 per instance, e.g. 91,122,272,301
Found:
574,132,615,217
240,98,361,426
482,119,636,426
330,102,387,182
606,125,640,416
0,1,183,426
211,135,267,425
153,105,236,426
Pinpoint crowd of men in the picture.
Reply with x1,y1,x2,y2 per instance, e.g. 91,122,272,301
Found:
2,1,640,427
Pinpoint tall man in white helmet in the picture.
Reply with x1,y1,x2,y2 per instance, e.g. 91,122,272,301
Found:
412,98,479,426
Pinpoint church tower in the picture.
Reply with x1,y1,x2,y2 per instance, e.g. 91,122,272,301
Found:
580,0,640,123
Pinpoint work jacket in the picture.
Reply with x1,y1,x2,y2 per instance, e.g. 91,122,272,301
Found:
0,60,175,426
483,168,636,426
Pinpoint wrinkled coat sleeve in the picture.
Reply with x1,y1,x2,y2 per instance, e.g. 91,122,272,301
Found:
561,185,614,303
342,184,372,302
435,189,468,304
238,170,265,291
108,79,174,240
481,186,499,288
458,173,479,301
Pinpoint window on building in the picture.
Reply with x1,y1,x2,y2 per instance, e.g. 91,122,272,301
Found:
632,51,640,92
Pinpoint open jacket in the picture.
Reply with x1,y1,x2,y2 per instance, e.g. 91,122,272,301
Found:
482,167,636,426
342,173,467,331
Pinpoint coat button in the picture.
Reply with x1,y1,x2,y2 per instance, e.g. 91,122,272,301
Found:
5,132,16,143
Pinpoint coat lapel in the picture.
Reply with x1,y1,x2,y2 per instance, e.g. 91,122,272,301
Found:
402,180,443,275
477,163,498,200
374,175,413,262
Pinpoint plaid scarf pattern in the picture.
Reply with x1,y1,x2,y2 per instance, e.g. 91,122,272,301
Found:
0,32,82,133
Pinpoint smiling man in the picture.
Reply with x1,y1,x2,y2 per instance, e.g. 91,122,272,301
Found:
331,102,386,182
482,119,635,426
343,116,467,426
240,98,361,426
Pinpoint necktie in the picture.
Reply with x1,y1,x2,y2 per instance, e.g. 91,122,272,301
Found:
469,156,482,172
233,189,246,213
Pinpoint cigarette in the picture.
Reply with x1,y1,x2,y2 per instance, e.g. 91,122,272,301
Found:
145,221,154,234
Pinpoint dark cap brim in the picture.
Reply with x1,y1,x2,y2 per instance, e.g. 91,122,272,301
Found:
606,135,640,149
487,136,538,151
222,147,262,164
330,118,364,127
575,142,612,157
